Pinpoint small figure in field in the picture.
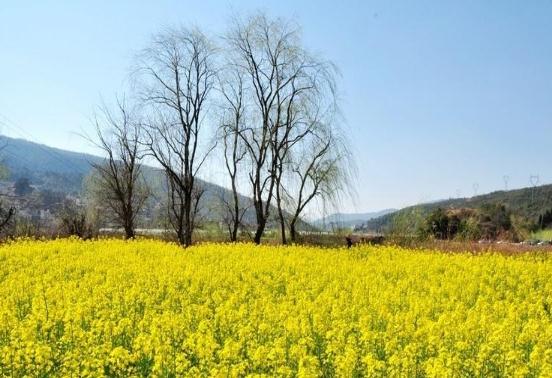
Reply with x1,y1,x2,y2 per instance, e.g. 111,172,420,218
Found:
345,235,384,248
345,236,353,248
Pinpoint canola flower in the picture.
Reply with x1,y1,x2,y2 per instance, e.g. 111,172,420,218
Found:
1,239,552,377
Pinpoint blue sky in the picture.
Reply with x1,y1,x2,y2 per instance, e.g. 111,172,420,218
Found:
1,1,551,212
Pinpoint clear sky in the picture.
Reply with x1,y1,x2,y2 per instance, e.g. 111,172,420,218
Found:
1,1,551,213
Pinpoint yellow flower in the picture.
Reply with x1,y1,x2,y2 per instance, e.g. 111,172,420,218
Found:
0,238,551,376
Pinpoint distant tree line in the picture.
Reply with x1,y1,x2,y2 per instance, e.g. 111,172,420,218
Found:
410,203,549,242
86,12,353,246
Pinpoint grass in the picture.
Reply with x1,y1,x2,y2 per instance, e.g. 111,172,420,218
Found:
531,229,552,241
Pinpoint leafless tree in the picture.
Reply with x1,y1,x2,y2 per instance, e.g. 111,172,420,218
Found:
0,204,15,232
286,125,352,243
89,99,149,239
0,140,15,234
217,68,249,241
136,27,216,246
218,190,249,241
58,199,94,239
225,13,338,244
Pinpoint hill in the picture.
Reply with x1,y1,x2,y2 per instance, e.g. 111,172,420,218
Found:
360,185,552,233
313,209,396,230
0,136,104,194
0,135,310,231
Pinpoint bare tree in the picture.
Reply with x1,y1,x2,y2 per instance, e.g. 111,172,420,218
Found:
0,140,16,234
58,199,94,239
136,27,216,246
225,13,338,244
286,126,352,243
0,204,15,232
218,68,249,241
89,99,149,239
217,189,249,241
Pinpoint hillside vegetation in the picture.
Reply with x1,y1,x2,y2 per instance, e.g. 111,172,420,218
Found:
361,185,552,240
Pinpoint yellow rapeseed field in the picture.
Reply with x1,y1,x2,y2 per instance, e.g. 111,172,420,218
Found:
1,239,552,377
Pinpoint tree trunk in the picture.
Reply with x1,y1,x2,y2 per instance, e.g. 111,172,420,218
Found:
254,220,266,244
280,221,287,245
253,184,265,244
230,207,239,242
276,195,287,244
176,222,185,246
289,219,298,243
124,224,135,239
278,211,287,245
230,225,238,242
184,198,192,247
276,182,287,244
185,230,192,246
175,201,186,246
230,180,239,242
174,184,192,247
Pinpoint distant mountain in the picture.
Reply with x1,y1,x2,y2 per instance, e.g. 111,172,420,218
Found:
0,135,247,201
361,185,552,233
0,136,104,194
313,209,397,229
0,135,311,230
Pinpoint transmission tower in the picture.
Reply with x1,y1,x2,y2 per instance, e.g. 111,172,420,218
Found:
530,175,540,205
503,175,509,191
472,183,479,197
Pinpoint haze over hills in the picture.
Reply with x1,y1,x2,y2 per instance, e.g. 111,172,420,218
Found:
313,209,397,230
